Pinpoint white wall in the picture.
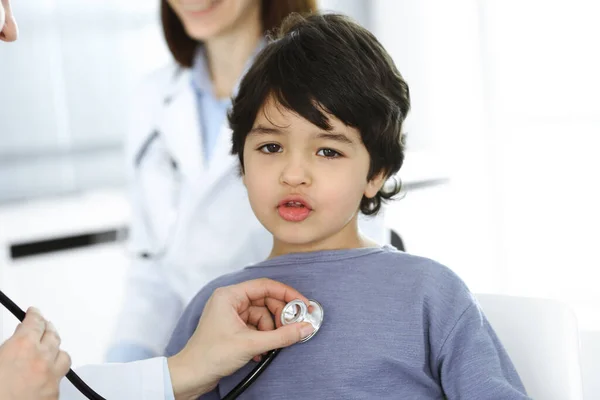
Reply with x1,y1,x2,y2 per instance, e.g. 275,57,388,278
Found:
0,0,170,202
479,0,600,328
318,0,372,29
372,0,500,293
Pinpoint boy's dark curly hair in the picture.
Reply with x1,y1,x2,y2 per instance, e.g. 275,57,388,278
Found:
229,12,410,215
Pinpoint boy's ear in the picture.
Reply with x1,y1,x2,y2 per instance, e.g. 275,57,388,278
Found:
364,171,387,199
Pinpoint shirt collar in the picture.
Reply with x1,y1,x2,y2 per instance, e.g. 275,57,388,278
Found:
190,38,267,98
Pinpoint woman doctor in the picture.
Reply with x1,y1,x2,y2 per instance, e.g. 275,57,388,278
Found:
109,0,389,363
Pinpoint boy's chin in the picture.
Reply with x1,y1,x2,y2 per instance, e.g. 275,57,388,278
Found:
272,232,318,247
269,228,324,250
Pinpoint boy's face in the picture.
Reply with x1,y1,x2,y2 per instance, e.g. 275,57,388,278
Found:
242,97,384,253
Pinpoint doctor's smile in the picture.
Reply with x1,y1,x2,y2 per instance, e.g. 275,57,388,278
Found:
177,0,223,15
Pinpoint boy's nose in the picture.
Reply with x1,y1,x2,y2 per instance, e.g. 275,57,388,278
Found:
279,160,312,187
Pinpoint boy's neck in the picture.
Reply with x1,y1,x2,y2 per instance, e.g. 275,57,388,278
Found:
268,221,380,259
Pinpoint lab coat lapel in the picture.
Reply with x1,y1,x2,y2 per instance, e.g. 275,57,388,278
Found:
200,122,239,196
158,68,238,204
159,70,205,186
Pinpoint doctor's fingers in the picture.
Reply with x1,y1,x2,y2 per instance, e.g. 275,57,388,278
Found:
263,298,288,328
245,322,315,355
227,278,310,311
253,298,314,329
40,321,62,360
239,306,276,332
243,325,265,363
53,350,72,377
15,307,47,342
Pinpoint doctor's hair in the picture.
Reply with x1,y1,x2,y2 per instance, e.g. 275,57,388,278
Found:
161,0,317,68
229,13,410,216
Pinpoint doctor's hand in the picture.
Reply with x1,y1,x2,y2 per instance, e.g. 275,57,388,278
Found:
1,0,19,42
167,278,315,400
0,307,71,400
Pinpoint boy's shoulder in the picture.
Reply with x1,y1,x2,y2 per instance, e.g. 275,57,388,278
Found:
367,247,474,308
373,246,468,286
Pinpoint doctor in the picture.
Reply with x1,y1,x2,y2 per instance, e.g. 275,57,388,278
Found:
110,0,388,363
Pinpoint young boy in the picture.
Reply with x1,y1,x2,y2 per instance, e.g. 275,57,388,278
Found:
165,13,529,399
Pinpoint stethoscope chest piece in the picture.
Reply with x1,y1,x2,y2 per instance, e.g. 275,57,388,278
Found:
281,299,324,343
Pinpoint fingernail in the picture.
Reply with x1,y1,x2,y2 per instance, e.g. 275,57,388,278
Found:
300,323,315,338
28,307,41,315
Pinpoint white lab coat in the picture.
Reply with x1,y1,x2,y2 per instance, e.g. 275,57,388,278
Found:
108,64,387,358
59,358,169,399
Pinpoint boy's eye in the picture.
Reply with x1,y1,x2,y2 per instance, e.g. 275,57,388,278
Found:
317,148,341,158
259,143,282,153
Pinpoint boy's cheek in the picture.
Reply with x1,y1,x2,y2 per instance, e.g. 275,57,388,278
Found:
320,185,361,212
245,176,275,205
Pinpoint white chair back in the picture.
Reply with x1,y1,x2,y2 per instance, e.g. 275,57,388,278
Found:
476,294,584,400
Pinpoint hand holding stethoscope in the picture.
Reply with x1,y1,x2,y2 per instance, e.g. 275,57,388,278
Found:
0,278,323,400
169,279,323,399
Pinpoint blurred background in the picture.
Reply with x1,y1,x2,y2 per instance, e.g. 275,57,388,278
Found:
1,0,599,396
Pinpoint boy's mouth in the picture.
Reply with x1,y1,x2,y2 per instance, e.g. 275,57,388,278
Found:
277,197,313,222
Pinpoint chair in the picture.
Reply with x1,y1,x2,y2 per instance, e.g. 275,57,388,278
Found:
475,294,584,400
389,229,405,251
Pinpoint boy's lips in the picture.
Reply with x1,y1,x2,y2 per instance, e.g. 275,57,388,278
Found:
278,196,313,209
277,196,313,222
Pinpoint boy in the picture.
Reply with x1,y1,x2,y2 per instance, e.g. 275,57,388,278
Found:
166,13,529,399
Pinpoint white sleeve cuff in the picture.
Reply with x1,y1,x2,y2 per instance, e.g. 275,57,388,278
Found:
59,357,171,400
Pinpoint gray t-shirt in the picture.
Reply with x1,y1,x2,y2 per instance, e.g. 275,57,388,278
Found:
166,245,529,399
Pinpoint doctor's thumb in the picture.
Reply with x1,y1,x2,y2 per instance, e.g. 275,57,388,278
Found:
250,322,314,354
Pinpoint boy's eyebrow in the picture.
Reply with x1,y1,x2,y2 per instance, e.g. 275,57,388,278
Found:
316,132,355,146
249,125,283,135
249,125,355,146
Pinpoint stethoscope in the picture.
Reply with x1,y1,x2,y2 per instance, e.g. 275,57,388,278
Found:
130,67,188,260
0,288,324,399
132,128,183,260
